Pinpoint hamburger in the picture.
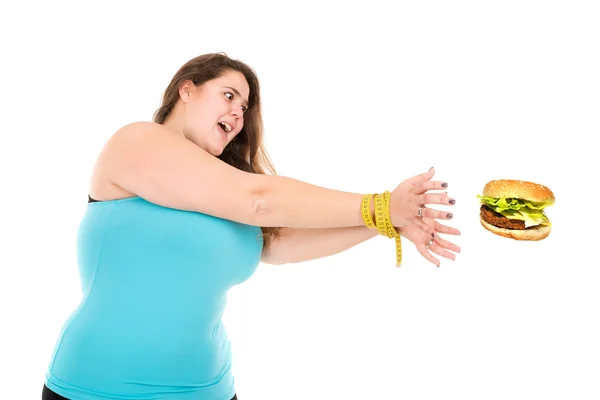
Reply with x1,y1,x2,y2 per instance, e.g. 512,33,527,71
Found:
478,179,555,241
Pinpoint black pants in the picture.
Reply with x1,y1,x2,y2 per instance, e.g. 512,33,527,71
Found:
42,384,238,399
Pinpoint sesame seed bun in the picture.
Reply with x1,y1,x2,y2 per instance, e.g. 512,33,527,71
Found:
479,214,552,241
482,179,555,204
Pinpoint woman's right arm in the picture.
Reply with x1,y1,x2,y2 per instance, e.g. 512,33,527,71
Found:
103,122,450,229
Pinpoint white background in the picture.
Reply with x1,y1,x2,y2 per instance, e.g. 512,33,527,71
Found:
1,1,598,399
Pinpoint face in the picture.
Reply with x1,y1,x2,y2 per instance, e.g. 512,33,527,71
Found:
181,70,250,156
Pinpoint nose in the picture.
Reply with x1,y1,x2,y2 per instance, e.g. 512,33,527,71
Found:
230,103,244,117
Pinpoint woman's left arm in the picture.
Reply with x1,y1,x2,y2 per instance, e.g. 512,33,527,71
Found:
261,218,461,266
261,226,378,265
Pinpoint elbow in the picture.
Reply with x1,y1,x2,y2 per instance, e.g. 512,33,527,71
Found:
245,175,273,227
247,174,297,229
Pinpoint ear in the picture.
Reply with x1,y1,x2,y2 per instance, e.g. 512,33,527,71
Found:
179,80,195,102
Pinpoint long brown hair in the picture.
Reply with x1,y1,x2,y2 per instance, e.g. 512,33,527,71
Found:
153,52,281,251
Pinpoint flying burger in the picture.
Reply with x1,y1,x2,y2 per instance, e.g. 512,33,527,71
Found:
478,179,555,241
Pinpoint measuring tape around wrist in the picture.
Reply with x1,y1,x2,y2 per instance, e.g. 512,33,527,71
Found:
361,191,402,267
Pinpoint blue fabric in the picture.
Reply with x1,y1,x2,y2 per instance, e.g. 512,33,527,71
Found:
45,196,263,399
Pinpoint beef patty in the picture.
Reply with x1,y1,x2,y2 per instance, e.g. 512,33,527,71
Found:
480,205,526,230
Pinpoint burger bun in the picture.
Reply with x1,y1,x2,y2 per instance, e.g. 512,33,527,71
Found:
479,214,551,241
483,179,555,204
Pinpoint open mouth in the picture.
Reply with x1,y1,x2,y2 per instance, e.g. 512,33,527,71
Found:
217,121,232,134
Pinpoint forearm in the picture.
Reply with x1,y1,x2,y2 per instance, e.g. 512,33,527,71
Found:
252,174,366,228
262,226,379,265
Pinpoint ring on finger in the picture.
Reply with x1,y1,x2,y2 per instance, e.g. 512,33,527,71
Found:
425,238,433,248
417,205,425,219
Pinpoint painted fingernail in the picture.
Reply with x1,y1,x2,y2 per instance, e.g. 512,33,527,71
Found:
446,213,453,218
429,166,434,171
449,199,456,204
431,233,435,238
441,182,448,187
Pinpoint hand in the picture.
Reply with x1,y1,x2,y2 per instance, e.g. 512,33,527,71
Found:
389,167,456,236
399,216,461,267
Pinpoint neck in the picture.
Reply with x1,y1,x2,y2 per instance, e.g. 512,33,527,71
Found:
162,112,187,139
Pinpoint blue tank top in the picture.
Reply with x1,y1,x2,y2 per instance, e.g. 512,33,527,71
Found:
45,196,263,399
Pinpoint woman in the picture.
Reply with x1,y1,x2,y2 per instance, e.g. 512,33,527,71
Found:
42,53,460,400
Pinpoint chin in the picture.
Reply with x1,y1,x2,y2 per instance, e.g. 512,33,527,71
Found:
196,137,226,157
208,141,227,157
211,148,224,157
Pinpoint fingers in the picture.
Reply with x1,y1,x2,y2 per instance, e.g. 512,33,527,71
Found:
433,220,461,236
405,167,435,186
414,217,437,239
416,192,456,206
417,245,440,267
432,233,461,254
427,241,456,262
412,220,461,267
411,180,448,194
416,235,459,267
420,206,454,221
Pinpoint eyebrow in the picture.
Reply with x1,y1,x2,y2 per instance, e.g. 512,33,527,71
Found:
224,86,249,108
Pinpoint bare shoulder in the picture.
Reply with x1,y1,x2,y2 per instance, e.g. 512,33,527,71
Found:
89,121,176,201
108,121,177,144
89,120,263,223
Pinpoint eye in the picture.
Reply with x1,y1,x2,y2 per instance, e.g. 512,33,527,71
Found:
225,91,248,114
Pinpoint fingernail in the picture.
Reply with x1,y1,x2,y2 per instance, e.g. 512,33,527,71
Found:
441,182,448,187
437,263,440,268
429,166,434,171
449,199,456,204
446,213,453,218
431,233,435,238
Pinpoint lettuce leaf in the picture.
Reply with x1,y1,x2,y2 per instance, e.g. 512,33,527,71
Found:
477,195,552,228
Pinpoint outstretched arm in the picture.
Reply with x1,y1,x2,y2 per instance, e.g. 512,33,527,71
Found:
106,122,451,233
262,217,461,267
261,226,378,265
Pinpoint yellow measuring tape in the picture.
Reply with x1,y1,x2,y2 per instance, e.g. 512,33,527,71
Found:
361,191,402,267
